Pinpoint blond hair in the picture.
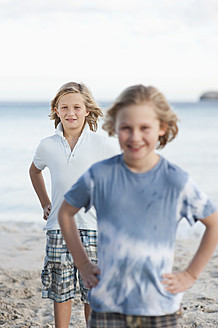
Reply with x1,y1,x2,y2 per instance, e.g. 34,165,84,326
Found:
103,84,178,149
49,82,103,131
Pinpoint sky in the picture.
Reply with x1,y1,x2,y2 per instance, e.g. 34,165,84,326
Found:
0,0,218,102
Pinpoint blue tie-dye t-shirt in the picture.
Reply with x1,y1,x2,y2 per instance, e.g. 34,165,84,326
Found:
64,154,216,316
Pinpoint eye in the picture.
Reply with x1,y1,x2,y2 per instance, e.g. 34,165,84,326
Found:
74,106,81,110
61,106,68,110
141,126,149,131
120,126,130,131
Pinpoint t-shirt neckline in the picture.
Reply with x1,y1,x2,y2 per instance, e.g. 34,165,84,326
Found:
120,153,164,178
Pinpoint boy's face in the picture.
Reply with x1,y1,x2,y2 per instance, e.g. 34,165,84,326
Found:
115,102,166,171
55,93,89,133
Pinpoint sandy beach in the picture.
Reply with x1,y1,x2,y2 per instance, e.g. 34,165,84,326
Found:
0,222,217,328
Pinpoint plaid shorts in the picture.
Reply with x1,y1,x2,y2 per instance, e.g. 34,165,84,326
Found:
88,311,180,328
41,229,97,303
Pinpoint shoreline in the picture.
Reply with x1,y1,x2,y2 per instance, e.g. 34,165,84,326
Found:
0,222,217,327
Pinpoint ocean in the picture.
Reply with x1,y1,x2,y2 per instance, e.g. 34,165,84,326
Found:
0,100,218,238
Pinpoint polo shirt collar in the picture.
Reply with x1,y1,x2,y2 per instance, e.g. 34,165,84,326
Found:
55,122,89,139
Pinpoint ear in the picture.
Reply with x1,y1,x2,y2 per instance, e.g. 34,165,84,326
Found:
85,111,90,117
159,122,168,136
54,107,60,117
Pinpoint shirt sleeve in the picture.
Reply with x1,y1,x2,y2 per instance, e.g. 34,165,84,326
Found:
33,140,47,170
179,176,217,226
64,169,94,212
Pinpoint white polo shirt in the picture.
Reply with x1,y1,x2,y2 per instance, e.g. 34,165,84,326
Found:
33,123,120,231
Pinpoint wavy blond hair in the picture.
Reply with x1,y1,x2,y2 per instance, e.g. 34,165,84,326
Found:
102,84,178,149
49,82,103,131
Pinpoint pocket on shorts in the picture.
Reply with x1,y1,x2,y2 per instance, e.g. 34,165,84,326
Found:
41,262,52,288
45,231,74,267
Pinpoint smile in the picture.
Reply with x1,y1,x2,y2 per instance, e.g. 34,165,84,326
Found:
67,118,77,122
128,145,144,150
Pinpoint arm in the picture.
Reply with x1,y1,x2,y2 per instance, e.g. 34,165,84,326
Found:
29,162,51,220
162,210,218,294
58,200,100,288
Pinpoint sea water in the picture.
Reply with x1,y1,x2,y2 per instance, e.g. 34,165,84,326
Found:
0,101,218,238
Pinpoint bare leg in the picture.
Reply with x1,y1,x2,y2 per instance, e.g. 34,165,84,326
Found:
84,303,91,326
54,300,71,328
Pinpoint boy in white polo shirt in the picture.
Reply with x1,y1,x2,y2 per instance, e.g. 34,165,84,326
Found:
29,82,120,327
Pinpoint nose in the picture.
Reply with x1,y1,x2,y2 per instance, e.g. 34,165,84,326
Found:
130,128,141,142
67,107,76,116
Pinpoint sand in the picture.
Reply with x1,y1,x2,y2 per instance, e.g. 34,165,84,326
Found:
0,222,217,328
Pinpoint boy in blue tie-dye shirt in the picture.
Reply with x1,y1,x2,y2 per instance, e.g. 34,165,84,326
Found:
58,85,218,328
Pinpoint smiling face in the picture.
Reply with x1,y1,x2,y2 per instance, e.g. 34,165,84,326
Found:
55,93,89,134
115,102,167,172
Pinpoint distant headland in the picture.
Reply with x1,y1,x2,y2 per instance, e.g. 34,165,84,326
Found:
200,91,218,101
